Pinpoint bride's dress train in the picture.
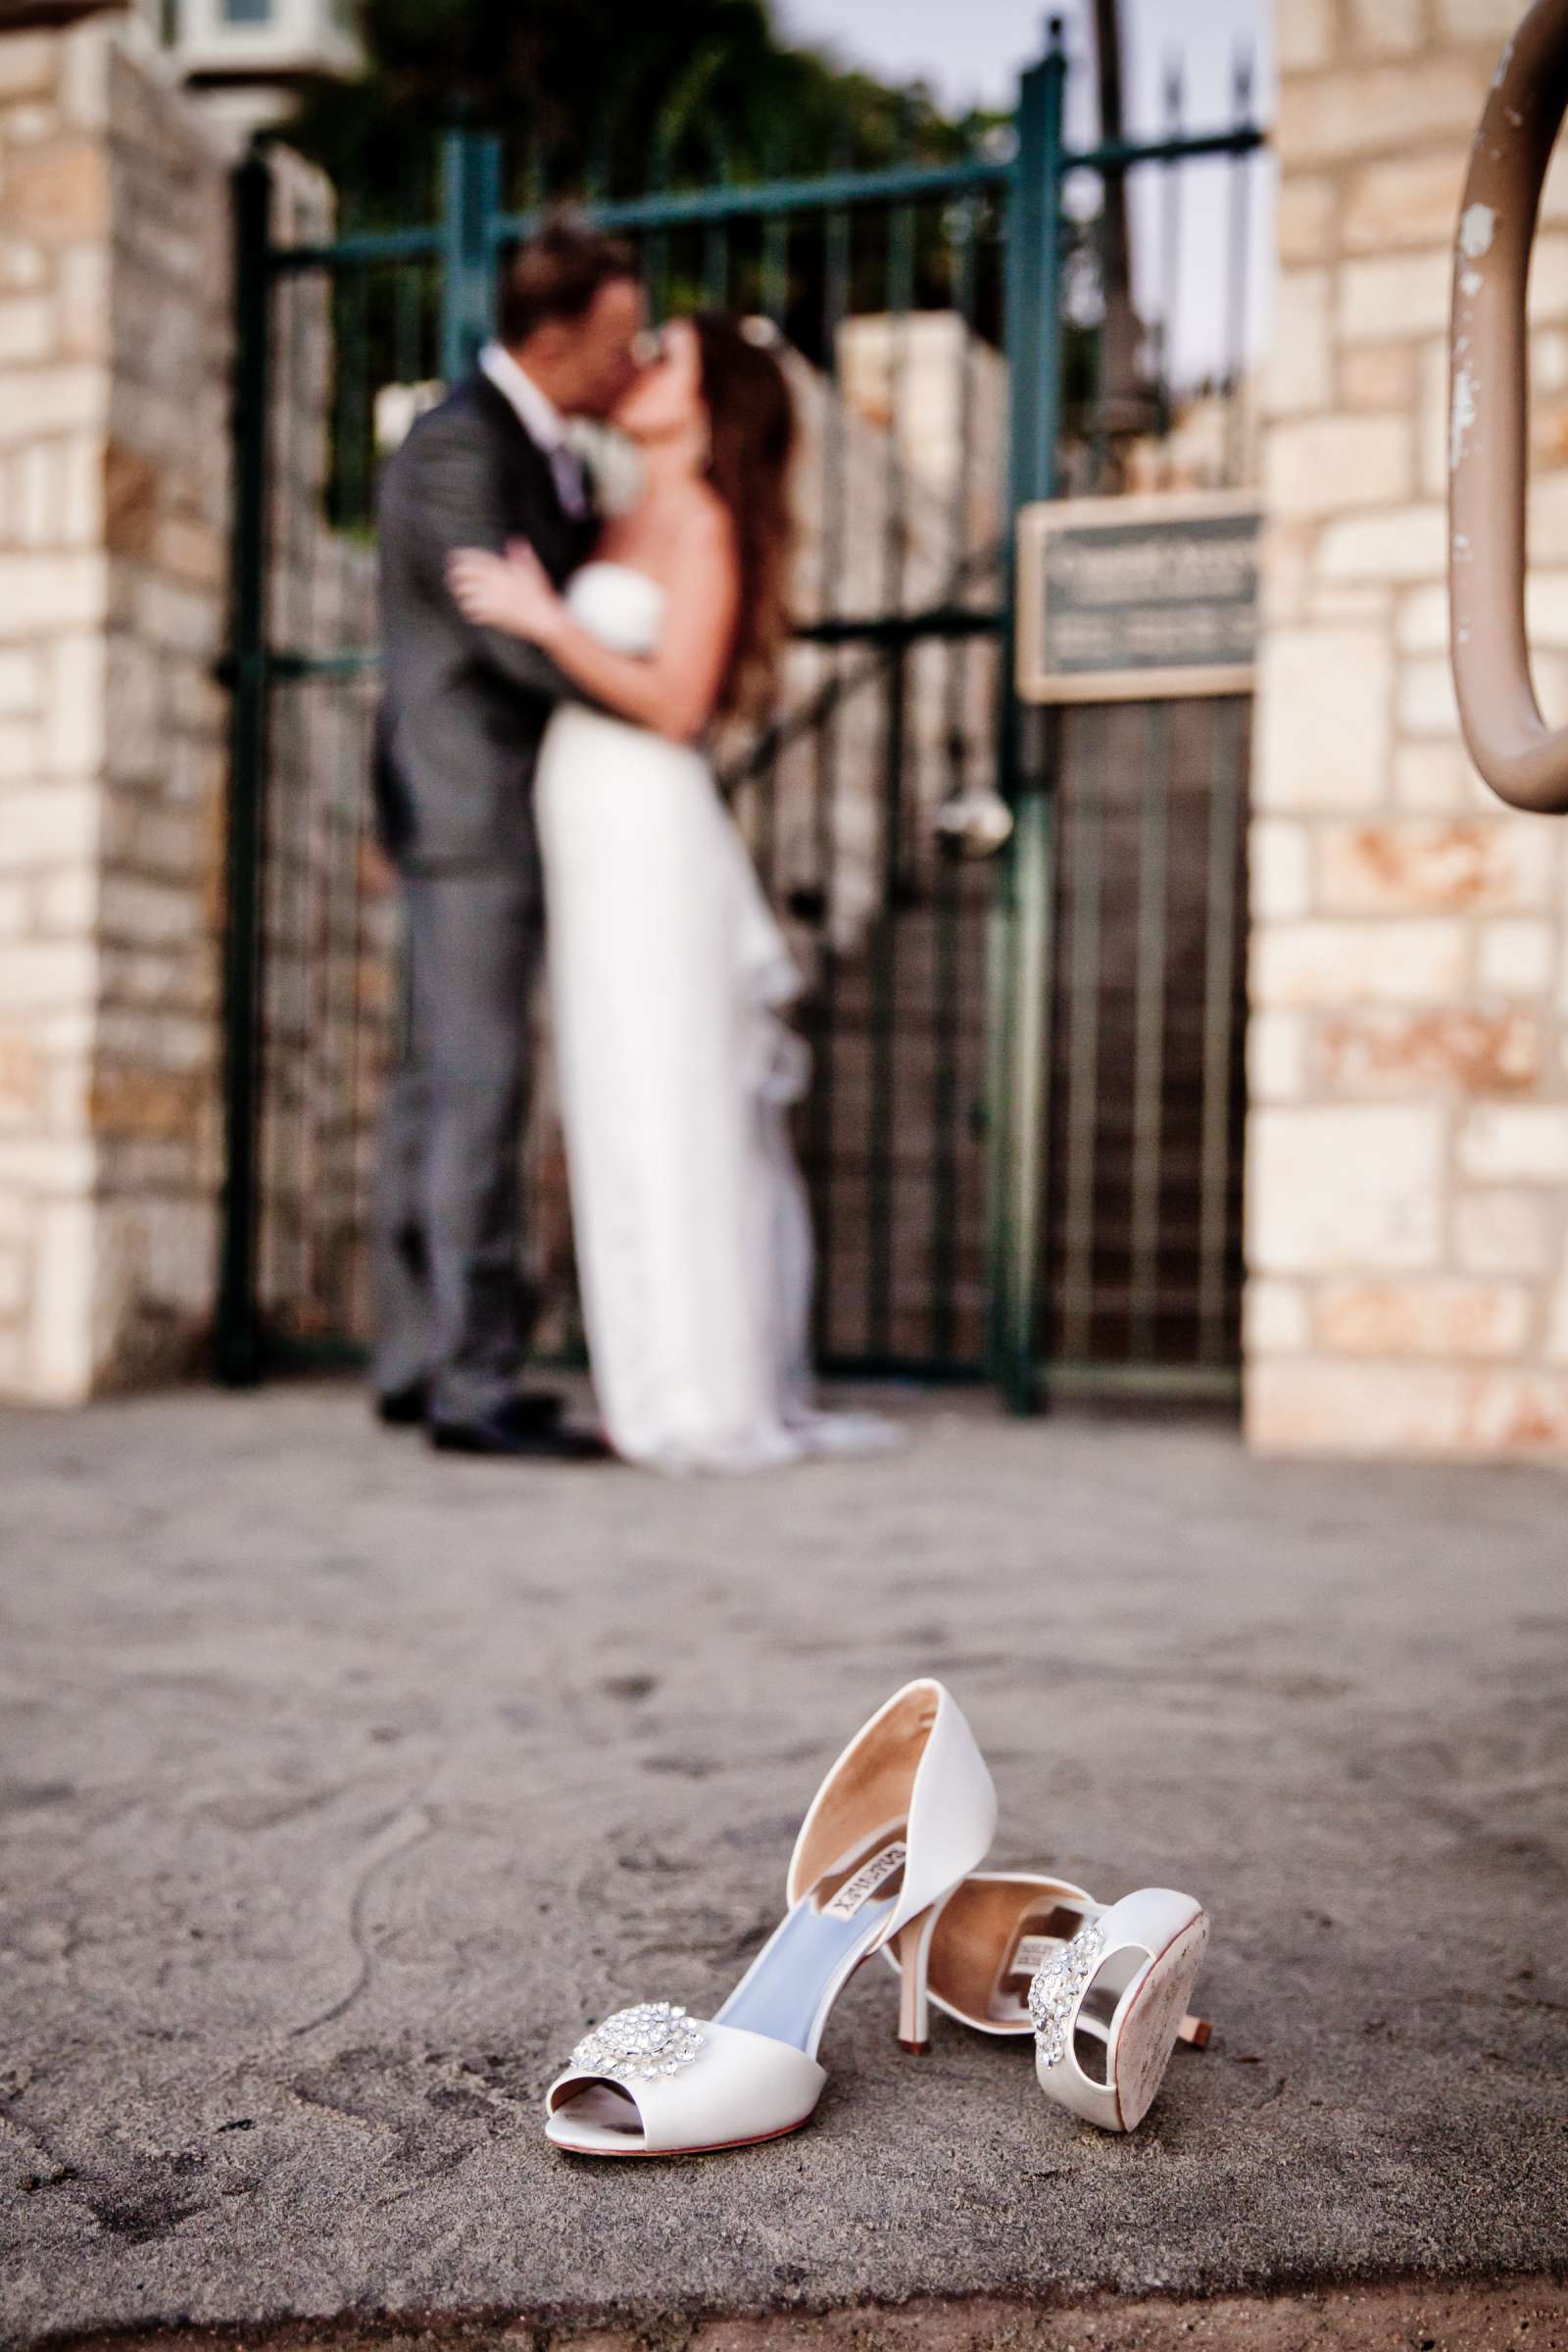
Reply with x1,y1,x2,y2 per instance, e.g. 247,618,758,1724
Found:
535,561,900,1474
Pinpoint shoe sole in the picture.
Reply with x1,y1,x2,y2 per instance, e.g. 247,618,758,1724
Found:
1112,1912,1209,2132
547,2115,811,2160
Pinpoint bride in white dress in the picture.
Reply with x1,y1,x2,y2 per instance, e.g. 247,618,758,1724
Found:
448,315,897,1475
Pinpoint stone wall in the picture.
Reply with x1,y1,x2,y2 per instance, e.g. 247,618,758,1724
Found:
0,11,231,1401
1248,0,1568,1453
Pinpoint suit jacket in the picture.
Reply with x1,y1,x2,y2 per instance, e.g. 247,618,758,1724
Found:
373,371,599,872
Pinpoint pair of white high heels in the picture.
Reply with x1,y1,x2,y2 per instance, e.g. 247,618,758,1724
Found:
545,1680,1211,2157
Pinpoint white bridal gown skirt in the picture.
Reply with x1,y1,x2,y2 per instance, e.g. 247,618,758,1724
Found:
536,703,894,1475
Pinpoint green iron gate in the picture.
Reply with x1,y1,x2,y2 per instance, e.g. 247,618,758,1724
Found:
217,24,1266,1407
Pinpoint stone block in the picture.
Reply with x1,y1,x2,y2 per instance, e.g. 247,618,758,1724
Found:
1547,1258,1568,1363
1532,326,1568,397
1437,0,1540,31
88,1065,204,1141
28,1193,96,1406
1244,1278,1309,1353
1,135,108,243
1247,1008,1308,1102
1279,0,1334,72
1459,1371,1568,1452
1256,628,1392,810
1318,505,1446,583
0,650,39,715
155,514,223,592
103,438,159,558
0,296,55,367
1397,655,1461,738
96,873,199,949
1417,338,1451,504
0,552,105,631
1478,919,1555,995
55,241,110,362
1314,1278,1531,1357
1251,818,1313,920
1265,270,1333,416
58,18,112,133
1306,584,1392,625
0,1243,26,1319
1253,918,1468,1006
60,431,101,547
0,1133,95,1193
0,935,96,1012
1343,152,1468,253
1396,582,1449,655
1392,743,1477,809
0,718,42,785
0,1028,45,1125
1278,58,1485,166
34,865,95,934
9,442,63,545
1527,467,1568,552
1522,570,1568,649
1278,175,1336,266
1264,415,1411,516
135,1194,217,1316
1340,252,1453,342
1347,0,1426,50
1458,1104,1568,1182
1455,1189,1555,1276
1260,520,1314,628
0,781,100,868
1248,1103,1445,1272
45,630,105,776
1339,345,1417,410
1246,1357,1480,1454
1310,1005,1542,1095
0,35,60,101
1528,236,1568,331
1316,818,1546,914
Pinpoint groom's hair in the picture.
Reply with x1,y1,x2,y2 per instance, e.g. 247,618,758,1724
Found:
500,216,640,348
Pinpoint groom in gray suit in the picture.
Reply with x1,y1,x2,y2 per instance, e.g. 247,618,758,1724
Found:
372,221,645,1455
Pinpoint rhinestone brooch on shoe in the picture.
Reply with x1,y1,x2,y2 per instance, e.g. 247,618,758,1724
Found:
1027,1922,1105,2069
569,2001,706,2084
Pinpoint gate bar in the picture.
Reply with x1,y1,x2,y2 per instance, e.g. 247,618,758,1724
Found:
989,19,1068,1414
216,149,275,1387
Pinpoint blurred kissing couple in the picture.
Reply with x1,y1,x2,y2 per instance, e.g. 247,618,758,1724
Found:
371,218,898,1476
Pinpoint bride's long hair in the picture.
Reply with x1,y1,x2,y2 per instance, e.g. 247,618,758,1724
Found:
692,313,797,719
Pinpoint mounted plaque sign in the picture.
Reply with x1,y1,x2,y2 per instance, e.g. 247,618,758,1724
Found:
1015,489,1261,704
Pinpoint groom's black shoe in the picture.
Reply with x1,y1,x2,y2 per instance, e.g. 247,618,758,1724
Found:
381,1384,565,1434
375,1380,430,1428
429,1409,610,1462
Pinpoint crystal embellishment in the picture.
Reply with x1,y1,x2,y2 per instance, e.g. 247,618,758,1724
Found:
1027,1922,1105,2069
568,2000,706,2085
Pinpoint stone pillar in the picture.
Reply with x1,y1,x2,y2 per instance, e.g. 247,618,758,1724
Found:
0,9,231,1401
1248,0,1568,1454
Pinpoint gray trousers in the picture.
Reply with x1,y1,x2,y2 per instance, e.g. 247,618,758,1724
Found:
371,866,544,1422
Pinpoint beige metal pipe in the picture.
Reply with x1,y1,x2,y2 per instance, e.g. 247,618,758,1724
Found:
1450,0,1568,812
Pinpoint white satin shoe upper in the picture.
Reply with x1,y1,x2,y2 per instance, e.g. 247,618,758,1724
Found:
544,1679,998,2158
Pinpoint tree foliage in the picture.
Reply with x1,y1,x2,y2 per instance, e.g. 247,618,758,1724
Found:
288,0,986,221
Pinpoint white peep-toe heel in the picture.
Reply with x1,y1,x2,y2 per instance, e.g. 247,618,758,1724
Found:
543,1678,998,2157
895,1871,1211,2133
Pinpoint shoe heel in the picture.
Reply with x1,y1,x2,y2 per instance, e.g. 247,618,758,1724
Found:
1112,1912,1209,2132
893,1912,935,2054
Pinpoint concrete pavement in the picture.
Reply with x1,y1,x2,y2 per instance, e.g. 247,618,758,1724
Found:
0,1384,1564,2344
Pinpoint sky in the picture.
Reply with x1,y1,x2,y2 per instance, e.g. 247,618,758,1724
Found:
775,0,1274,128
776,0,1276,380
